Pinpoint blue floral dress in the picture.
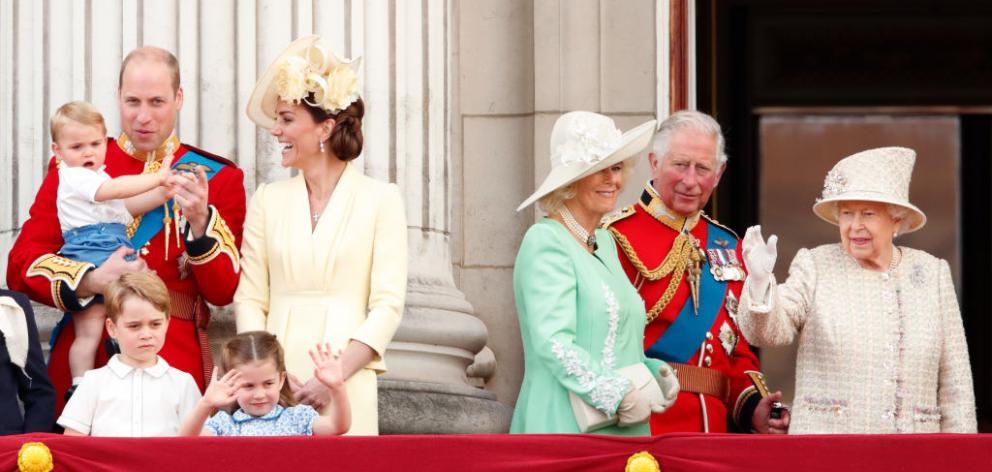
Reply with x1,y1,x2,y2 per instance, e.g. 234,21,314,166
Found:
205,404,319,436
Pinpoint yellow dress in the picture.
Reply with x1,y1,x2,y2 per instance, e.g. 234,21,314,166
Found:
234,164,407,435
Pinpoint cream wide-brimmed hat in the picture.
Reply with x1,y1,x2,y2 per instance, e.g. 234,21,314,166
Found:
812,146,927,234
246,35,361,129
516,112,656,212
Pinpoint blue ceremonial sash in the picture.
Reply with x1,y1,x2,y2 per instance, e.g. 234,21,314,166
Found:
130,150,222,248
645,222,736,363
50,150,223,353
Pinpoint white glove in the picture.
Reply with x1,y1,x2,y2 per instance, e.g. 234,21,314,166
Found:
651,362,680,413
742,225,778,301
617,384,652,427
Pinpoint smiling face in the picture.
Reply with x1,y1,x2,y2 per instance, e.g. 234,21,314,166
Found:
105,297,169,369
118,59,183,152
269,100,332,169
569,162,626,220
232,359,285,418
53,122,108,170
837,200,900,269
650,128,724,217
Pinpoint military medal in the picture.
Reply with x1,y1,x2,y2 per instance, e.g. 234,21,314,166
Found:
725,291,739,321
707,248,745,281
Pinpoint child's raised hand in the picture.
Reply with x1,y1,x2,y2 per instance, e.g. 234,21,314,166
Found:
309,343,345,390
203,369,242,409
156,155,175,182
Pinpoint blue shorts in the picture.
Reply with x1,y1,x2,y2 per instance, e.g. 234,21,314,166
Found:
60,223,135,267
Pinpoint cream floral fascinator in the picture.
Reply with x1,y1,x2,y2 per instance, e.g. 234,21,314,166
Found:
247,35,361,129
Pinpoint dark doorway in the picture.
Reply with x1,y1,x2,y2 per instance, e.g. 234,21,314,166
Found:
697,0,992,432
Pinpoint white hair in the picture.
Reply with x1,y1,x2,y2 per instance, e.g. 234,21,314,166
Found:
651,110,727,166
832,202,911,235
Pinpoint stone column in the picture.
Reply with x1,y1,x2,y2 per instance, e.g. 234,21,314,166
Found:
359,0,511,434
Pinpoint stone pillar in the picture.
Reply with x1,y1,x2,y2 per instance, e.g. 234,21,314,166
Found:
362,0,511,434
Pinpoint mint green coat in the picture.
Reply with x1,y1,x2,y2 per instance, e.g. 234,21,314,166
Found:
510,219,665,435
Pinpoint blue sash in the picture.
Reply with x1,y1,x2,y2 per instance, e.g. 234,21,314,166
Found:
50,150,223,353
130,150,222,248
645,222,736,363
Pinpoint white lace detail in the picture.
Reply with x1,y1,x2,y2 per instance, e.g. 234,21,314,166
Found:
600,283,620,370
552,338,629,416
551,120,623,167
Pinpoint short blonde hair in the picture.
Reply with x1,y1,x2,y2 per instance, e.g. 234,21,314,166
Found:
536,161,634,214
538,184,577,214
105,273,171,323
50,101,106,142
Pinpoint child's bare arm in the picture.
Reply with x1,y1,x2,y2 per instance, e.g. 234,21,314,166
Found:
309,344,352,435
94,155,173,202
178,370,241,436
124,186,171,216
63,427,86,436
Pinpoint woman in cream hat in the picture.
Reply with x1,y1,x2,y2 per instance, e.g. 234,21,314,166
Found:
236,36,406,435
511,111,679,434
738,146,976,434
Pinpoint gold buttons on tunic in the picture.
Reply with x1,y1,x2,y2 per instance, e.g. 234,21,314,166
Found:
705,344,714,353
704,356,712,367
705,332,714,341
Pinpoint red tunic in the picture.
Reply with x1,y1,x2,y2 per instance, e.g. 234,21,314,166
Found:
6,136,245,415
606,184,763,433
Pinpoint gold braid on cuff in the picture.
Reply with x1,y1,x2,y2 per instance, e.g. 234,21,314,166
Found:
187,205,240,272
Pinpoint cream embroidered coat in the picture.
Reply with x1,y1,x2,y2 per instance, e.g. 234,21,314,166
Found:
235,164,407,435
737,244,976,434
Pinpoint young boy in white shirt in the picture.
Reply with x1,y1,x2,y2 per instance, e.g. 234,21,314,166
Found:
58,272,201,436
50,101,175,397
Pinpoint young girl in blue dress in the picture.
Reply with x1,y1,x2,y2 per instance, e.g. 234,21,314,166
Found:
179,331,351,436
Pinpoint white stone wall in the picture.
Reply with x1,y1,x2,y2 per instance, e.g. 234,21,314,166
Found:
0,0,453,270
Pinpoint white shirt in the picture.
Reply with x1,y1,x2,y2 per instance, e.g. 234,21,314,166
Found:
57,355,201,437
57,165,133,232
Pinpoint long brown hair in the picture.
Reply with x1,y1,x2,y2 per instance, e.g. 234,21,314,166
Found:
219,331,296,408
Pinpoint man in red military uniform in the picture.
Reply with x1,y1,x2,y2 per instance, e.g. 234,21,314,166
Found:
606,110,789,434
6,47,245,414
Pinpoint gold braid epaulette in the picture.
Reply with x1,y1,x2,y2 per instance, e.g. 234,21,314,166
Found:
609,227,699,323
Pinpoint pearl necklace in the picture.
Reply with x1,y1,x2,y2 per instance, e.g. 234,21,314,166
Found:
560,205,597,249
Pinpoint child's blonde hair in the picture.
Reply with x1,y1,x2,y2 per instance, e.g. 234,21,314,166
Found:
220,331,297,408
50,100,106,142
105,273,171,323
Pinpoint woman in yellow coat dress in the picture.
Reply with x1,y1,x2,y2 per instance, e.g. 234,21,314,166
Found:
237,36,407,435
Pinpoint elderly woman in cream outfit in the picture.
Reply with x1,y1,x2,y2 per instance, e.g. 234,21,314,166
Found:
739,147,976,434
236,36,406,435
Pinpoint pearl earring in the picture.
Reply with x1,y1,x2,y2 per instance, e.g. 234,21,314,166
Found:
319,141,325,153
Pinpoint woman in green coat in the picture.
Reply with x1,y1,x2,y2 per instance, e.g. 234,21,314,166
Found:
511,111,680,434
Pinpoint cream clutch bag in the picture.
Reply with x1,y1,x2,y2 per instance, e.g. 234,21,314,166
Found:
569,363,664,433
